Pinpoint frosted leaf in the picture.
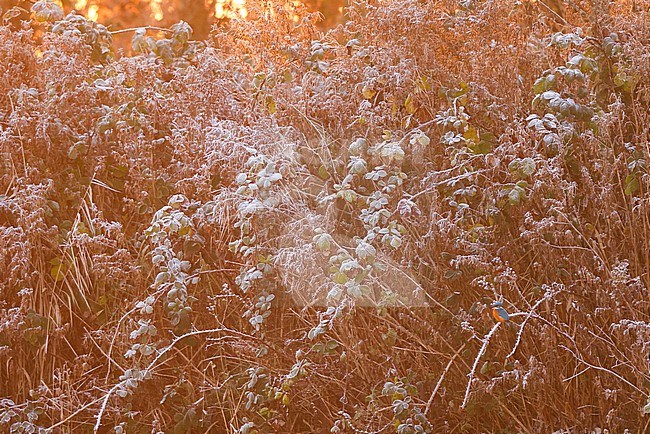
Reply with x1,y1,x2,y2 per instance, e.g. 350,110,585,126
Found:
519,158,536,177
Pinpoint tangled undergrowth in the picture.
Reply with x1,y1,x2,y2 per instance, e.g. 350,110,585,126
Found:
1,0,649,433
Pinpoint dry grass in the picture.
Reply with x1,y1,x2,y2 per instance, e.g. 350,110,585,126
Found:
0,0,649,433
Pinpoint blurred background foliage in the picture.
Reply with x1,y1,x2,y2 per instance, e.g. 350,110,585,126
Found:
0,0,346,39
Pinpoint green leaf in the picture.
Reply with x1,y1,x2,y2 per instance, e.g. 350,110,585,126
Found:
333,272,349,284
625,174,639,196
314,233,333,251
533,74,556,94
519,157,536,177
50,258,66,281
356,241,376,262
508,187,523,206
339,189,357,203
533,77,546,94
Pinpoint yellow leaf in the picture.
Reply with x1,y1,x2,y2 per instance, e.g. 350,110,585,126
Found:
417,76,431,91
362,85,376,100
266,96,277,114
463,126,479,142
50,262,66,281
318,165,330,180
405,94,416,114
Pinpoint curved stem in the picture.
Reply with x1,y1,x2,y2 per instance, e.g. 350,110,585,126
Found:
110,26,174,35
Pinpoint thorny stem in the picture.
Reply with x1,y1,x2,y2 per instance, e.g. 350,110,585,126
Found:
559,345,648,397
461,321,501,409
506,290,558,359
425,342,467,416
94,327,249,432
110,26,174,35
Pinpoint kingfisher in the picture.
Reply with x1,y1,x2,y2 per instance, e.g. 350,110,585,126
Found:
491,301,510,324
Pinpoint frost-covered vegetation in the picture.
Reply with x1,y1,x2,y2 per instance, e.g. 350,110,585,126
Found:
1,0,649,432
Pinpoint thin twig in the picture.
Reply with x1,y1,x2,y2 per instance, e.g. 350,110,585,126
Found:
558,345,648,397
506,290,558,359
461,322,501,409
425,342,466,416
110,26,174,35
94,327,250,432
48,395,107,431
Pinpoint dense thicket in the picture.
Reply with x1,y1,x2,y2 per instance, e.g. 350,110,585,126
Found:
0,1,649,433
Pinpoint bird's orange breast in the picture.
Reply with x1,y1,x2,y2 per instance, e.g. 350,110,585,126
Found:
492,308,506,323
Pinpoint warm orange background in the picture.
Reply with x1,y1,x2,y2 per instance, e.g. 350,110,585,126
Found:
0,0,345,38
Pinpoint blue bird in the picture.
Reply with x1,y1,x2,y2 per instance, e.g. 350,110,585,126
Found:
491,301,510,324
